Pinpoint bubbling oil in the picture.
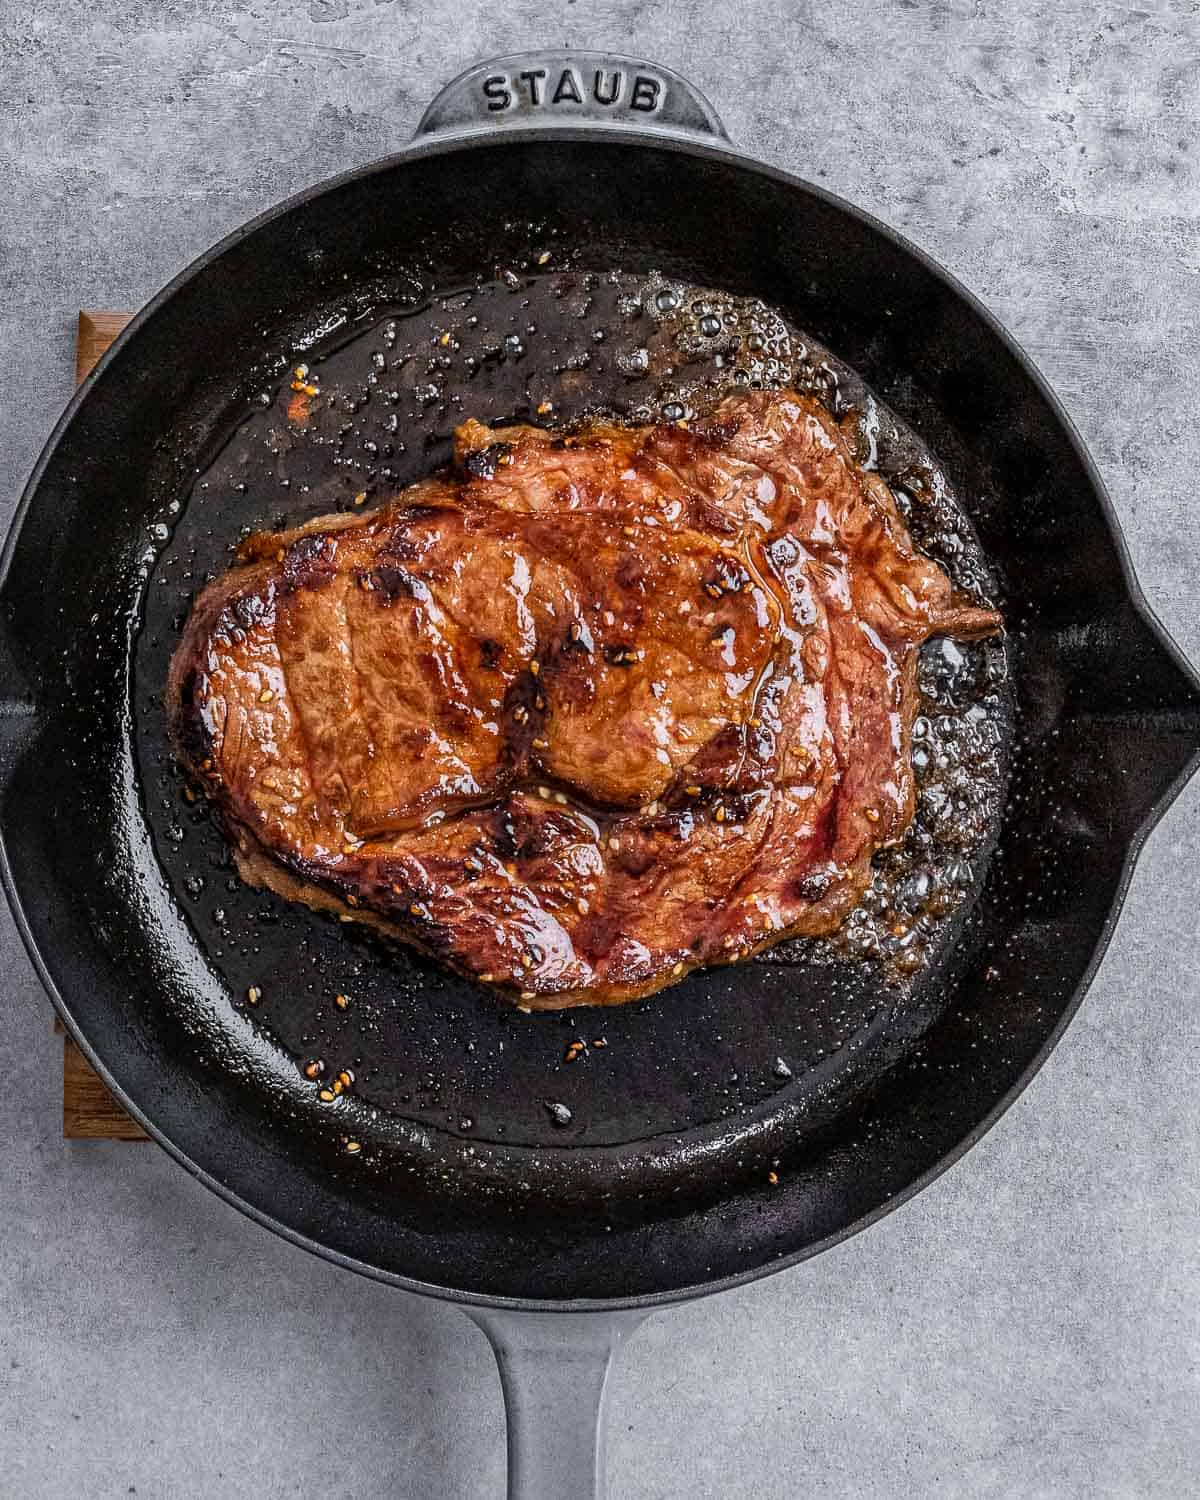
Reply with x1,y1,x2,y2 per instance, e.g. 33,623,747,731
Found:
597,271,1009,982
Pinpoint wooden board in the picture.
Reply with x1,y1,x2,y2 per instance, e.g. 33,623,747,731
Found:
76,310,132,385
63,1035,150,1140
62,310,147,1140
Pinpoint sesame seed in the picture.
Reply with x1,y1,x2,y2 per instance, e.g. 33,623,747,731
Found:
334,993,349,1011
303,1059,323,1079
576,897,589,915
715,805,727,822
553,792,568,805
479,973,494,983
866,807,880,823
338,1069,355,1087
521,953,533,969
258,689,275,704
768,1171,779,1186
246,985,262,1005
537,250,552,265
603,611,615,626
353,491,367,506
686,784,702,797
530,660,540,676
318,1088,336,1102
345,1140,362,1154
672,962,684,976
532,736,549,750
592,1038,607,1048
608,837,620,851
537,785,551,800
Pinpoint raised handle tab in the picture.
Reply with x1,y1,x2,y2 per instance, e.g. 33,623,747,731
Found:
416,52,728,142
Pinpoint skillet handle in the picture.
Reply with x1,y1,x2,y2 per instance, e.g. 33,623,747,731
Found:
466,1307,649,1500
416,52,728,142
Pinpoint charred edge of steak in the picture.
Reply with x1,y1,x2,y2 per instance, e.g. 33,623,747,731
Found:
171,665,216,773
463,441,514,480
222,809,870,1011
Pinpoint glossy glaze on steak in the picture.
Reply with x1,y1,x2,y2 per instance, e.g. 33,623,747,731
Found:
168,390,1001,1008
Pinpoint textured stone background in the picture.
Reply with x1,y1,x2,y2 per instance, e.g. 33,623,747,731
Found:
2,2,1198,1496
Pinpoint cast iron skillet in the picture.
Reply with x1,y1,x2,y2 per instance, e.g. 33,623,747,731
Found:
4,53,1199,1499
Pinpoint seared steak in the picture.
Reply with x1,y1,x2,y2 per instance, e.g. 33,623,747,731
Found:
168,391,1001,1008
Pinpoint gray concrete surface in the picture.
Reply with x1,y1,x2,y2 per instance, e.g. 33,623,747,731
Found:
2,2,1198,1495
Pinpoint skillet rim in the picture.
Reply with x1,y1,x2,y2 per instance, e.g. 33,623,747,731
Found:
3,123,1198,1312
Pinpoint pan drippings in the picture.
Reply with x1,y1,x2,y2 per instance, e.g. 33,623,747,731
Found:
135,257,1011,1145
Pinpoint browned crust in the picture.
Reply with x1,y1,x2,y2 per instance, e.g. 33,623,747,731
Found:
228,822,864,1011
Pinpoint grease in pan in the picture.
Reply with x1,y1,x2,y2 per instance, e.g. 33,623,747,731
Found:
169,385,1000,1007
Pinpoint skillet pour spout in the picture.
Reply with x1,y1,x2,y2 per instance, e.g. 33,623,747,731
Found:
1013,596,1200,841
2,44,1200,1500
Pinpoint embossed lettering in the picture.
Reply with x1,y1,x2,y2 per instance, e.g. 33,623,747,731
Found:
518,68,548,106
592,69,623,106
552,67,583,104
482,74,512,112
630,74,662,112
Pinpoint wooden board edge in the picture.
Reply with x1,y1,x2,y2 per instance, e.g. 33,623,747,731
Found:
76,310,133,384
63,1037,149,1141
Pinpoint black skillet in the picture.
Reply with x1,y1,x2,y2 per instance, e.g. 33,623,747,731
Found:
4,52,1199,1499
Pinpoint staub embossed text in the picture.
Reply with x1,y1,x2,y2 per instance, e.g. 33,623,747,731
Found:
481,65,664,114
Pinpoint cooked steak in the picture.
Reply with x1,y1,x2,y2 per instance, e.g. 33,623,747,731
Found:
168,390,1001,1008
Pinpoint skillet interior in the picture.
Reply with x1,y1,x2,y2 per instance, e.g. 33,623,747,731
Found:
2,134,1197,1304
